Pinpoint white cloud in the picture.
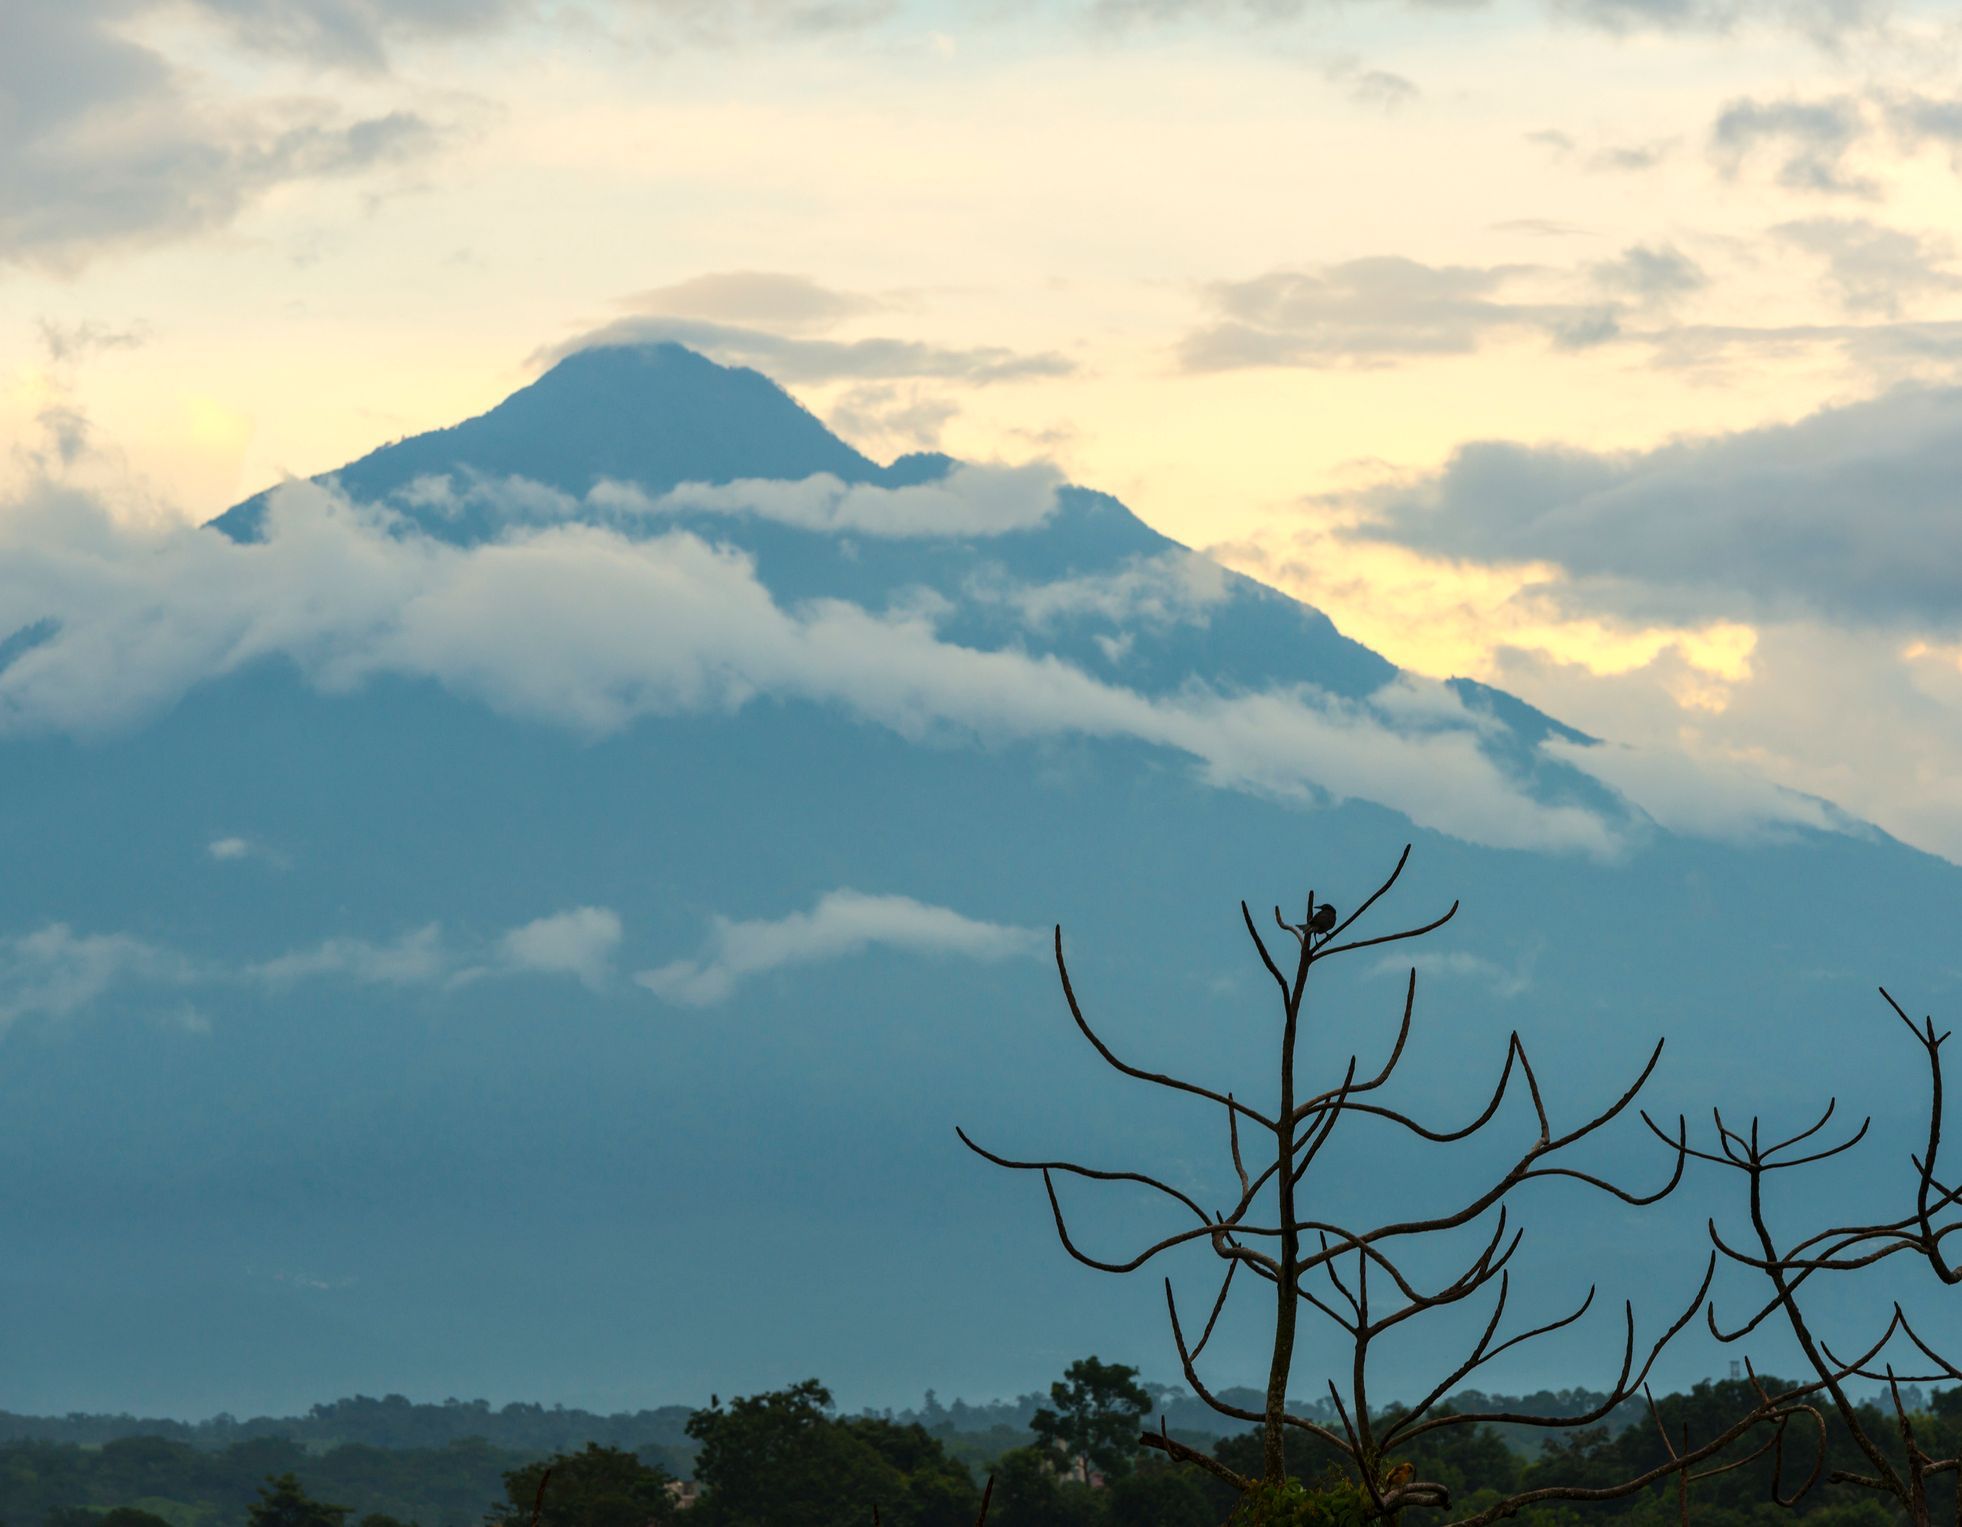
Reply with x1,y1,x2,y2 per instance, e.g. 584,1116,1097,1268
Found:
0,477,1663,854
637,888,1044,1005
206,833,286,866
1373,944,1540,1000
598,461,1061,537
496,906,622,989
971,550,1231,630
0,904,626,1027
249,923,451,987
0,923,194,1026
385,465,1060,540
1545,736,1844,843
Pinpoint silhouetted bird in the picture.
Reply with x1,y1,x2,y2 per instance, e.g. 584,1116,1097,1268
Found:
1309,904,1338,937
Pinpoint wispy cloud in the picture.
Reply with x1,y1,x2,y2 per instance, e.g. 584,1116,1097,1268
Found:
596,462,1062,538
0,904,626,1029
536,318,1074,386
967,550,1232,631
249,924,452,987
1373,943,1541,1001
1178,257,1621,371
1774,218,1962,318
636,888,1043,1005
615,271,878,334
0,924,194,1027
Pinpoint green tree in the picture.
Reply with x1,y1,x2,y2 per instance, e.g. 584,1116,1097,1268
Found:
248,1474,348,1527
986,1448,1099,1527
1104,1463,1215,1526
687,1380,920,1527
1028,1359,1150,1484
491,1444,676,1527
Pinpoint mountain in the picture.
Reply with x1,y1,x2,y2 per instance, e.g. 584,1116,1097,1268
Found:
0,343,1954,1422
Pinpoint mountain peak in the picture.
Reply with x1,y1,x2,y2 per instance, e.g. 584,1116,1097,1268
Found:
209,342,885,542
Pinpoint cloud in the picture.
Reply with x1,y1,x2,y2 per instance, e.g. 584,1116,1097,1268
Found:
205,833,290,869
395,465,1062,539
1774,218,1962,318
1083,0,1883,38
1710,95,1873,196
0,2,445,272
1319,58,1418,111
1350,385,1962,630
536,318,1074,386
596,462,1063,537
37,319,148,363
826,385,961,451
1590,244,1706,306
617,272,876,334
1373,943,1540,1000
1639,316,1962,379
1881,90,1962,161
1588,141,1673,173
1178,257,1621,371
1552,0,1884,36
968,550,1232,631
1542,735,1844,842
0,923,193,1026
249,924,451,986
0,477,1628,854
636,888,1043,1005
176,0,529,70
496,906,622,989
1491,218,1592,239
0,904,626,1027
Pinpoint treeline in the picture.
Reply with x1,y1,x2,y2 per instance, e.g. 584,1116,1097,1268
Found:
5,1374,1954,1527
0,1399,696,1460
0,1383,1640,1458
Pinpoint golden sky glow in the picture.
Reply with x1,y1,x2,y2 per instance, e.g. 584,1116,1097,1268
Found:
10,0,1962,853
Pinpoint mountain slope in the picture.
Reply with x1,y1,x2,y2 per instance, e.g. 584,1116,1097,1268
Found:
211,344,886,543
0,343,1951,1420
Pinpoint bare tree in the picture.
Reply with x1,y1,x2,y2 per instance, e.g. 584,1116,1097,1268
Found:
962,847,1810,1524
1675,986,1962,1527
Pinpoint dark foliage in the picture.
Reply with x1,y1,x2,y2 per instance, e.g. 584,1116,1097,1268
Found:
488,1444,677,1527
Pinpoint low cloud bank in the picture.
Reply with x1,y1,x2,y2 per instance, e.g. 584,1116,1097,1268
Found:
637,889,1044,1005
0,474,1811,856
395,463,1060,539
0,904,626,1031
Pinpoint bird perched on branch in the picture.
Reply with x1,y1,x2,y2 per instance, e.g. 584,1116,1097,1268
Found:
1281,901,1340,941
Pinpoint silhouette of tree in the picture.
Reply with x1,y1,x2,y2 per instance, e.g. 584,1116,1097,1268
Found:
962,846,1812,1524
1682,986,1962,1527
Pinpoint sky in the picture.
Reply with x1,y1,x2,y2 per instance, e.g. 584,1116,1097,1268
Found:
10,0,1962,861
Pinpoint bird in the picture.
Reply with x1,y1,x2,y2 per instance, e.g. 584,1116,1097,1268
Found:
1308,903,1338,937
